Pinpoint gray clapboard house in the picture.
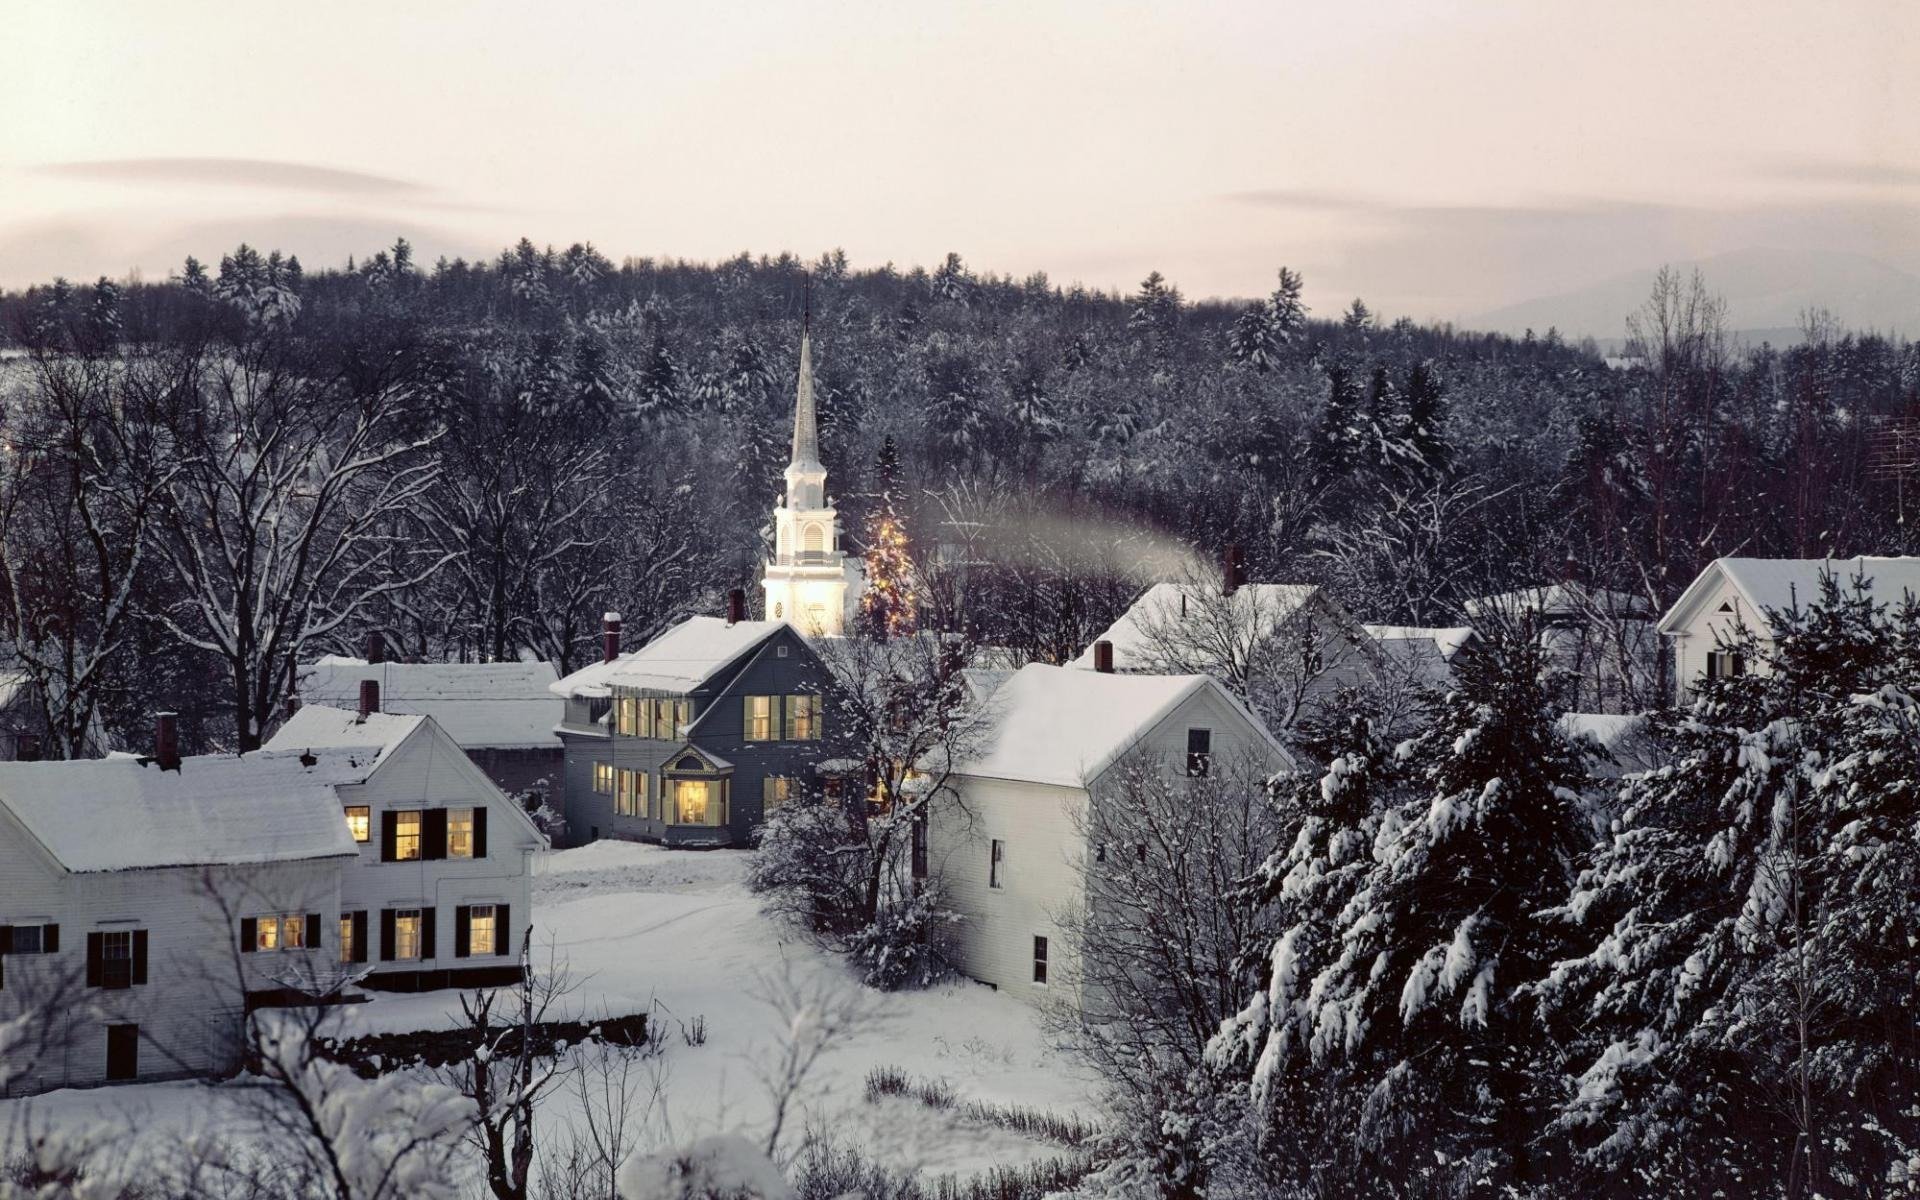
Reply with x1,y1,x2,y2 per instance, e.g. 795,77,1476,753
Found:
550,601,838,848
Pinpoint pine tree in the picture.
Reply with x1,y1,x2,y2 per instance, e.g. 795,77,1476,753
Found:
1342,297,1374,333
1538,575,1920,1196
1313,367,1365,473
859,437,916,639
1227,300,1279,372
1219,629,1594,1195
635,333,682,419
1268,266,1308,341
931,251,974,307
1401,361,1450,475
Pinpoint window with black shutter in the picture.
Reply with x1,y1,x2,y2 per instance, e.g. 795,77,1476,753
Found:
496,904,511,958
381,812,399,862
472,808,488,859
419,907,437,960
306,914,322,949
454,905,472,959
380,909,397,961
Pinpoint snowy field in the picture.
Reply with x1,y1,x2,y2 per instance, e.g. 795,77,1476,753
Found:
1,842,1096,1179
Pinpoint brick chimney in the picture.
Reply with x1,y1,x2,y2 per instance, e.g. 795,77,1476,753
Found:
1093,640,1115,673
358,679,380,719
602,612,622,664
365,630,386,664
1222,544,1246,596
727,588,746,626
15,732,42,762
155,712,180,771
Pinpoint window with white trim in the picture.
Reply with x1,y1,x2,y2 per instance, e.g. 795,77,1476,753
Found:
989,839,1005,889
469,904,497,955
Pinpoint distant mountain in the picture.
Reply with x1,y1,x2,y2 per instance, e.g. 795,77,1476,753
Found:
1470,247,1920,345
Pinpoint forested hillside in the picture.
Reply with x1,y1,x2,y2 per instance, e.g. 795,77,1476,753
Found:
1,240,1914,754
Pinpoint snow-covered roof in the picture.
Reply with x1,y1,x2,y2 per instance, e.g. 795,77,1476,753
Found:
1363,625,1476,661
265,705,424,758
955,663,1282,789
1557,712,1648,751
0,749,367,873
1657,556,1920,635
298,660,561,749
1363,625,1476,684
1068,582,1322,672
551,618,789,698
1464,583,1652,620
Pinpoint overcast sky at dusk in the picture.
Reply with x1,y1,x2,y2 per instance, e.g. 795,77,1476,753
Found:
5,0,1918,327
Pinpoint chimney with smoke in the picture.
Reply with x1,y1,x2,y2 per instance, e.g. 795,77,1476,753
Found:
1093,640,1115,673
358,679,380,719
603,612,623,663
155,712,180,771
727,588,745,626
1222,544,1246,596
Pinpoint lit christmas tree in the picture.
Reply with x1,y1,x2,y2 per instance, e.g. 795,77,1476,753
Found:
860,436,917,639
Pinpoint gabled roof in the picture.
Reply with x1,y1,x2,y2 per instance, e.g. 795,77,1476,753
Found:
0,749,367,873
266,705,424,758
953,663,1292,789
298,660,561,750
1658,556,1920,635
551,618,791,699
1068,582,1323,672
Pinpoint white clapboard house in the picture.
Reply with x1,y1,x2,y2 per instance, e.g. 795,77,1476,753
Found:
265,692,544,993
0,717,359,1095
1069,578,1380,732
928,659,1295,1005
1656,556,1920,701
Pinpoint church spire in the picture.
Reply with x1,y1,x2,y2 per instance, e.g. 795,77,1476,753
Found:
790,324,821,470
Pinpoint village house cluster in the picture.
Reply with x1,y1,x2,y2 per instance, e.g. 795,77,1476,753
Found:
4,330,1916,1094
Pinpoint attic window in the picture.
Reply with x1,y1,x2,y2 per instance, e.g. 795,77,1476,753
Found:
675,755,705,772
1717,601,1734,613
777,644,790,658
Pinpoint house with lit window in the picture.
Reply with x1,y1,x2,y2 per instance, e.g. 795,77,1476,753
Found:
927,660,1295,1005
0,716,359,1095
1656,556,1920,702
549,604,838,848
265,699,544,992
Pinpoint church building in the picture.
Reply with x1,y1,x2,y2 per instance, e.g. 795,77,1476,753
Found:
762,328,863,636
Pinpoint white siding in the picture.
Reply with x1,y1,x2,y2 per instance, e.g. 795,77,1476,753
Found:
334,722,540,971
931,776,1087,1005
933,682,1290,1008
1669,574,1771,701
0,810,344,1095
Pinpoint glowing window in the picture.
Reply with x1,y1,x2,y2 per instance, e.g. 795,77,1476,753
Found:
449,808,475,858
469,904,496,955
394,810,422,861
394,910,423,960
783,694,821,740
593,762,615,794
674,779,724,826
744,696,775,741
344,806,370,843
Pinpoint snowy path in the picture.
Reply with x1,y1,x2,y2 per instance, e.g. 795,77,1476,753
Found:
1,841,1097,1179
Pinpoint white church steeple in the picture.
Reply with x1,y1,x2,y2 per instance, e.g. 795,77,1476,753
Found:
763,319,861,636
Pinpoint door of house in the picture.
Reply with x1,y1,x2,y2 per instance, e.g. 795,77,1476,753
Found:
105,1024,139,1081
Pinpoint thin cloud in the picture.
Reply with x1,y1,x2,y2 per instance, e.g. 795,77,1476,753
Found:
1221,187,1385,212
1762,156,1920,189
40,157,426,197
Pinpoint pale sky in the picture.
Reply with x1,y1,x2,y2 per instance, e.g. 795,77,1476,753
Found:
5,0,1919,327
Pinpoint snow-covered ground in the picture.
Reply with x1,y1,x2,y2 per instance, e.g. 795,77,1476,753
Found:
2,842,1096,1180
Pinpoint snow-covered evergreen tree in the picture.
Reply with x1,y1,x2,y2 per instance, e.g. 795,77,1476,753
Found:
1215,628,1594,1196
1538,576,1920,1197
